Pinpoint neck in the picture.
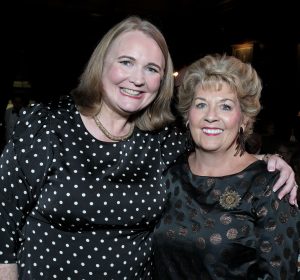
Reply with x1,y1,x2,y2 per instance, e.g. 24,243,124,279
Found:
188,149,256,177
93,115,134,142
93,104,134,142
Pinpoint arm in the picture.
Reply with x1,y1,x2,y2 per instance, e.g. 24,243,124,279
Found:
0,264,18,280
0,104,52,266
255,153,297,205
0,141,32,265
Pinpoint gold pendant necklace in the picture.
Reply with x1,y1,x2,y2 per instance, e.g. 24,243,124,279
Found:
93,115,134,141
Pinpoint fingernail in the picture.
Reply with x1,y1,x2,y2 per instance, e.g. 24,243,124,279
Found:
268,168,275,172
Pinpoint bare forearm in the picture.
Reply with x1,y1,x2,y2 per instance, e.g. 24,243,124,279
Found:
0,264,18,280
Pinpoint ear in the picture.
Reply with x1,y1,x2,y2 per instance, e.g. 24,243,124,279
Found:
241,116,250,130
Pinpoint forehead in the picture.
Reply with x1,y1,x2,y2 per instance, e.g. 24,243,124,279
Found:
107,30,165,63
195,82,238,99
113,30,154,45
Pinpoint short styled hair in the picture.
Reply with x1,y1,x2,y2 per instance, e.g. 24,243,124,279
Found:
72,16,175,131
177,53,262,139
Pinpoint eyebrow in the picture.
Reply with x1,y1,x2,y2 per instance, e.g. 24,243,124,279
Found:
194,97,235,103
118,55,162,71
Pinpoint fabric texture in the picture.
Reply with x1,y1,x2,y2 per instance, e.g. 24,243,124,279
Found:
154,155,300,279
0,96,186,279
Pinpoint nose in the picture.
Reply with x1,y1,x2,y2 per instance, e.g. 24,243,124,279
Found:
204,106,218,123
129,67,145,86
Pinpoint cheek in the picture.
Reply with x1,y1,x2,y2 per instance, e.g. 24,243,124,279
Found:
188,108,201,126
146,75,162,92
226,111,243,129
103,64,125,85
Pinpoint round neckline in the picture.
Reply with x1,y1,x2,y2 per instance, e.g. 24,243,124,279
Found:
184,157,262,179
73,106,135,144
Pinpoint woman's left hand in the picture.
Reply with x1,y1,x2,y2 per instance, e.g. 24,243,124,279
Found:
265,154,298,206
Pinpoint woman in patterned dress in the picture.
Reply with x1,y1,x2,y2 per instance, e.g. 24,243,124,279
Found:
153,54,300,279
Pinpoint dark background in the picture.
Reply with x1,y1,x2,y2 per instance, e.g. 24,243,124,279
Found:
2,0,300,141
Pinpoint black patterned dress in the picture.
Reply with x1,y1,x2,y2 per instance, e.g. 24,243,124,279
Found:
0,96,186,279
153,155,300,279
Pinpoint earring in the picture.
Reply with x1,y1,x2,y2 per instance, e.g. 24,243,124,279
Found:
185,120,189,128
234,127,245,156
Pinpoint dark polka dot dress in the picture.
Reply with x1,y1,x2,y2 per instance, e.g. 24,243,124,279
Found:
0,96,186,279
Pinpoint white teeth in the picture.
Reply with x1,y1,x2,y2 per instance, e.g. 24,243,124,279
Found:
121,88,140,96
202,128,223,134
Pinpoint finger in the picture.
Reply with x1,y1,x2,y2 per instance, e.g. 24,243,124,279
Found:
277,173,296,200
273,164,294,193
288,185,298,205
294,199,298,208
289,185,298,207
272,171,288,193
266,155,276,172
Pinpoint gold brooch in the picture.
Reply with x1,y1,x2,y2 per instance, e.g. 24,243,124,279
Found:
219,190,241,210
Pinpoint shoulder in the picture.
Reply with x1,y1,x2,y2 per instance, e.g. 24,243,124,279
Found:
37,95,76,118
253,160,279,185
48,95,76,112
245,161,279,192
17,95,75,126
138,124,185,148
156,124,186,150
244,160,279,182
150,124,184,138
11,95,76,147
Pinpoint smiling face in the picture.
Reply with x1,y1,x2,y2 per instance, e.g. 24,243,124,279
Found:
101,30,165,116
188,82,247,155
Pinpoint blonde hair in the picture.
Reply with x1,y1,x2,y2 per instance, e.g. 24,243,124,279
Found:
177,53,262,139
72,16,175,131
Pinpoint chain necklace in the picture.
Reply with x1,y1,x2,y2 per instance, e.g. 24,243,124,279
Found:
93,115,134,141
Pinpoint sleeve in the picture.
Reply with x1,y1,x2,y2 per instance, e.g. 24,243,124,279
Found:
0,103,53,263
253,171,300,278
159,125,187,171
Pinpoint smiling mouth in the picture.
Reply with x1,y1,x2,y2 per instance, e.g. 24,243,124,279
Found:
121,87,142,97
202,128,223,134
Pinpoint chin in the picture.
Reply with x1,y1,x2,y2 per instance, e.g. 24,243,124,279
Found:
119,107,141,115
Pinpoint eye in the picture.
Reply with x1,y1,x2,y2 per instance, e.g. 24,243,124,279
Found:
195,102,206,109
146,66,159,73
221,103,232,111
119,60,133,66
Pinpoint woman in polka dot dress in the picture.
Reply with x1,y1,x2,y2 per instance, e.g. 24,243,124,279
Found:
0,16,297,280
